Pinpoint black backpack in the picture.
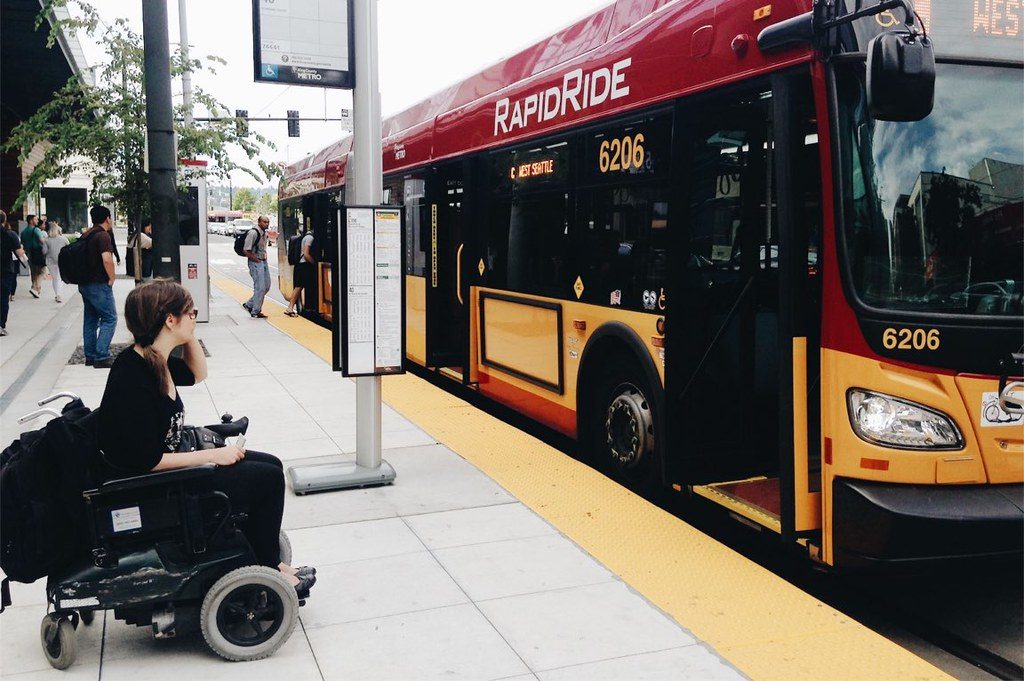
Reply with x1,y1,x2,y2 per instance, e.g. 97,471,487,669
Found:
287,233,305,266
233,228,258,257
57,230,99,284
0,404,100,584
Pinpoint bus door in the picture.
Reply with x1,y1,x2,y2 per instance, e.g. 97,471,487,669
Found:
667,74,822,539
425,161,470,374
669,84,780,485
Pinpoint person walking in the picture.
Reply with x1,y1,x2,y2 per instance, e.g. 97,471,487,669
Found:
20,215,47,298
79,205,118,368
1,211,28,336
45,220,70,303
242,215,271,319
284,228,314,317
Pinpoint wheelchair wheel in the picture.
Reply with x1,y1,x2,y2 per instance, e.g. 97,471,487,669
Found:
40,615,77,670
200,565,298,662
279,530,292,566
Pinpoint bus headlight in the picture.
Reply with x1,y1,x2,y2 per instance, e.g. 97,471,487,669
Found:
847,389,963,450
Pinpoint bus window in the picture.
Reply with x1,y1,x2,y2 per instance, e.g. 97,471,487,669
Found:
486,141,574,297
506,191,574,295
576,112,673,310
404,177,427,277
281,199,302,243
577,183,670,310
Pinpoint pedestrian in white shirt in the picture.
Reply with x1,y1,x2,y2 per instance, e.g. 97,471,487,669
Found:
45,220,70,303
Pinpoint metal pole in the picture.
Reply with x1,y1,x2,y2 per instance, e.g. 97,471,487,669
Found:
142,0,181,280
178,0,194,127
351,0,383,469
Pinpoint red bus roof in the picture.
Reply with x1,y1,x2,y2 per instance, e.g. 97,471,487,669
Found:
280,0,812,198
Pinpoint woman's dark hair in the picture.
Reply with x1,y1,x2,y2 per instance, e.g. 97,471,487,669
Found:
124,280,194,395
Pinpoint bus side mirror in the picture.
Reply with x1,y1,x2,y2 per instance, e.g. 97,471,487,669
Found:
867,31,935,122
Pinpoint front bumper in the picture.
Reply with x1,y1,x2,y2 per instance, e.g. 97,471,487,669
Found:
833,478,1024,568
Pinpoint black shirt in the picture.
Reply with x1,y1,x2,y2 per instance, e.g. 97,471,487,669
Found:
83,227,114,283
98,348,196,474
1,229,21,274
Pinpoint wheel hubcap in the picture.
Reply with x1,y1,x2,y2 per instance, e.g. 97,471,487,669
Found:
605,384,653,469
216,584,284,647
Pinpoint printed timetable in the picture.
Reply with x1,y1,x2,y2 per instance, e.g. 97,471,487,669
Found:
335,207,406,376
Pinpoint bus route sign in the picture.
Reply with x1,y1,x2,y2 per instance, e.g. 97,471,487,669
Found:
252,0,355,89
334,206,406,377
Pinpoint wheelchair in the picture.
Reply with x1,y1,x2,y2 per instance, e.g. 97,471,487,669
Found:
17,393,300,670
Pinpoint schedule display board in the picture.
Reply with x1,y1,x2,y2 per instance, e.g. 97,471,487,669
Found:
252,0,355,89
334,206,406,376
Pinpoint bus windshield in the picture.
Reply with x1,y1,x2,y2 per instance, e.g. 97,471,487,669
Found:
837,63,1024,317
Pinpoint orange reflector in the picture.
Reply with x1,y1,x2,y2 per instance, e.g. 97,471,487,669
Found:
824,437,833,465
651,336,664,348
572,319,587,331
860,457,890,471
671,483,683,492
754,4,772,20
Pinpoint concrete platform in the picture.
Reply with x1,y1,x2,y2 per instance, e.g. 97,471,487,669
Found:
0,254,948,680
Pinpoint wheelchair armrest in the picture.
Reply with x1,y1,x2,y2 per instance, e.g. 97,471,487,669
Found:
88,464,217,496
203,416,248,439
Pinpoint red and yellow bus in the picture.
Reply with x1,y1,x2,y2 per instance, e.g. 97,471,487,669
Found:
278,0,1023,568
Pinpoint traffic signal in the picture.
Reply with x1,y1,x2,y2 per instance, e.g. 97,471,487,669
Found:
287,110,300,138
235,109,248,137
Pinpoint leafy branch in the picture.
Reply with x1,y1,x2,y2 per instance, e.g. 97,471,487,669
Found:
5,0,279,227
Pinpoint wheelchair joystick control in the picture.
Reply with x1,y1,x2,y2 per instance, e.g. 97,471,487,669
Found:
220,414,232,424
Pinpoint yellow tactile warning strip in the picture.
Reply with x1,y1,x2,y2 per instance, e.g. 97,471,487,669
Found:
212,274,949,680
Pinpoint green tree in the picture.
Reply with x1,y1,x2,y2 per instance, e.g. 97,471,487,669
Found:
256,191,277,217
3,1,279,233
232,187,258,212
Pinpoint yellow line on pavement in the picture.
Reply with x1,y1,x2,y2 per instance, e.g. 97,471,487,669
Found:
211,273,948,681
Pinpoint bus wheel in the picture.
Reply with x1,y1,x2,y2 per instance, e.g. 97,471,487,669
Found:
589,359,659,486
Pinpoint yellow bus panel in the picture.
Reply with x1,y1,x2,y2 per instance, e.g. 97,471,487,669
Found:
405,275,426,365
480,294,562,391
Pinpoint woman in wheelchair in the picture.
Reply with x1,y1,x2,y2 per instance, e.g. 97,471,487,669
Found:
97,281,315,598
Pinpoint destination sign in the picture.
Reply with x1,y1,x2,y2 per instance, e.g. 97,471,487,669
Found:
252,0,355,89
848,0,1022,60
510,159,556,181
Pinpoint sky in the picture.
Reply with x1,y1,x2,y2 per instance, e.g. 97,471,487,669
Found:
72,0,615,187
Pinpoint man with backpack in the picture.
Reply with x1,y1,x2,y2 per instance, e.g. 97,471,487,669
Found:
19,215,47,298
284,228,314,317
240,215,271,319
77,206,118,368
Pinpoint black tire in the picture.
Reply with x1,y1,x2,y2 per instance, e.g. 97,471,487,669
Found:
278,530,292,566
40,616,77,670
79,609,95,626
584,355,662,488
200,565,299,662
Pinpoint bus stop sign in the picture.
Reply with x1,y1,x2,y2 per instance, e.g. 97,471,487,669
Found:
252,0,355,89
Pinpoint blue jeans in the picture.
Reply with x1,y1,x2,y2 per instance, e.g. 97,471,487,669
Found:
80,282,117,361
246,259,270,314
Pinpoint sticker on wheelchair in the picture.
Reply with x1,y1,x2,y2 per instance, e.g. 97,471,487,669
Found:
111,506,142,532
981,391,1024,428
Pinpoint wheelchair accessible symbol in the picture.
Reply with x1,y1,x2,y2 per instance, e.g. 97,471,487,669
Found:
262,63,279,79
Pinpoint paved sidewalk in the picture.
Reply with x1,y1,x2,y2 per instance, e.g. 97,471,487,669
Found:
0,274,740,679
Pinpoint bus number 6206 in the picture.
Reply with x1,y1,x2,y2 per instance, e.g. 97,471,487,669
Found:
882,327,941,351
599,133,645,173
